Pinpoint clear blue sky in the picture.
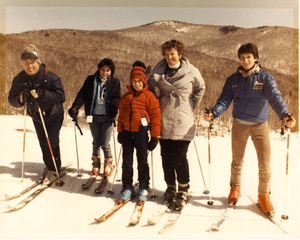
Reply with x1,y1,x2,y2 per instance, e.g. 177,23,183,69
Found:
0,0,298,34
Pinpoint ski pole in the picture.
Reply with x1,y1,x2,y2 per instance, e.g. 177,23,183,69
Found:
112,127,121,182
37,104,64,187
193,139,209,194
205,108,214,205
150,150,158,200
281,113,293,220
20,103,27,183
74,118,83,177
107,146,122,196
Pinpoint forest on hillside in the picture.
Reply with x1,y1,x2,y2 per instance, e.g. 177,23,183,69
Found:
0,21,298,133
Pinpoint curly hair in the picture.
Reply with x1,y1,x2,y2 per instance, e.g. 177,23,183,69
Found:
238,43,259,59
161,40,184,57
97,58,116,76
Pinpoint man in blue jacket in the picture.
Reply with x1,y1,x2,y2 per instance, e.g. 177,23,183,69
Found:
204,43,296,215
8,44,65,184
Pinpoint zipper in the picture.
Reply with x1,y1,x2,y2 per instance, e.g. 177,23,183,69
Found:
244,77,249,97
129,94,135,132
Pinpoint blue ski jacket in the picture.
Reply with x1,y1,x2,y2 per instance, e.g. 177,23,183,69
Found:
212,67,289,123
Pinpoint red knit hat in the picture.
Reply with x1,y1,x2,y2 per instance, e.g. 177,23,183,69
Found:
130,61,147,85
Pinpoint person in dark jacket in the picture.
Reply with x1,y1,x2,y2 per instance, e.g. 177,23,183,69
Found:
204,43,296,214
68,58,121,177
8,44,65,184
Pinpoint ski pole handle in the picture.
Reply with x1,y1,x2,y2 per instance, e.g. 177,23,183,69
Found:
205,108,212,114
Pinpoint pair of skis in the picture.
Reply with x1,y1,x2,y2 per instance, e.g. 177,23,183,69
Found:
4,165,72,211
94,192,142,224
82,165,115,194
210,194,287,234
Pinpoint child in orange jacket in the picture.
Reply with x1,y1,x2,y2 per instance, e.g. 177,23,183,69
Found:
117,61,161,203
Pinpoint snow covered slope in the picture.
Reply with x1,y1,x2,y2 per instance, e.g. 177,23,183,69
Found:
0,115,299,238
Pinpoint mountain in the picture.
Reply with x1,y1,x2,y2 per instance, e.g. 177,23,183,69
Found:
0,20,298,131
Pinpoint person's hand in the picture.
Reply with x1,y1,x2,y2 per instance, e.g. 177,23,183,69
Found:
68,107,79,120
148,137,159,151
19,89,31,104
284,114,296,128
30,88,44,99
117,132,123,144
204,112,214,122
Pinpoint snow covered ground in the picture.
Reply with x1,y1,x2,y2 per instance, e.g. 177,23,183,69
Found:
0,115,299,239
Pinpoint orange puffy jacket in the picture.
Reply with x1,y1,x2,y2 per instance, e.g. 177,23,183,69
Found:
117,84,161,137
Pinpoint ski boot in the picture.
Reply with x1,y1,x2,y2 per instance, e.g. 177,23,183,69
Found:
175,184,189,210
119,188,133,204
138,189,148,202
258,193,274,216
228,187,241,206
164,185,176,203
92,155,101,175
104,158,114,177
43,170,58,185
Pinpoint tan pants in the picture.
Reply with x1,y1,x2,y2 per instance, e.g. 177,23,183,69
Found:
231,119,271,195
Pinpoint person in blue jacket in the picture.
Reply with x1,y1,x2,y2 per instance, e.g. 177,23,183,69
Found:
8,44,65,184
68,58,121,177
204,43,296,214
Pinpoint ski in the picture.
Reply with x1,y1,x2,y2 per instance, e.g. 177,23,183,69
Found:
81,169,101,189
246,194,288,234
94,192,138,222
147,200,173,225
7,167,72,211
129,200,145,225
211,202,235,231
4,169,48,201
158,194,191,234
94,165,115,194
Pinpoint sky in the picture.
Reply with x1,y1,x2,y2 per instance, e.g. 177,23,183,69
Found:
0,0,298,34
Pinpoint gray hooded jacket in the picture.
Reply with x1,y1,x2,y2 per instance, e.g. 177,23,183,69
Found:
147,58,205,141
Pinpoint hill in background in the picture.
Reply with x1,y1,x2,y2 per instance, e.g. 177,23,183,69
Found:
0,20,298,131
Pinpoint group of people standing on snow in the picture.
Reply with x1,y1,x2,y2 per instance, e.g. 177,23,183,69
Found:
8,40,296,213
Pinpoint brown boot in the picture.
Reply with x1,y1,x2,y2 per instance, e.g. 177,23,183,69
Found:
258,194,274,214
91,155,101,173
104,158,114,176
228,187,241,205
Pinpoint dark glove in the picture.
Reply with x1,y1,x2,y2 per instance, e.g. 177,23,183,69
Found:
148,137,159,151
68,107,79,120
117,132,123,144
30,88,44,99
19,89,31,104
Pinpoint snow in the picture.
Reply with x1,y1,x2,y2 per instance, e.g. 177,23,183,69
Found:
0,115,299,239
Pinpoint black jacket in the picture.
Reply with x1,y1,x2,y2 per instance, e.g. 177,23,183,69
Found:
70,71,121,121
8,64,65,123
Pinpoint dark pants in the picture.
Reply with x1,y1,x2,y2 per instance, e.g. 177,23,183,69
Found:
121,129,149,190
160,139,190,187
33,113,63,171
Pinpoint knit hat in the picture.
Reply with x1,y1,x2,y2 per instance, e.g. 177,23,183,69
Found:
20,44,41,64
130,61,147,85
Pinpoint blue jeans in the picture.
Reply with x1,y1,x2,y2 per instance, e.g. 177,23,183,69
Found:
89,115,113,159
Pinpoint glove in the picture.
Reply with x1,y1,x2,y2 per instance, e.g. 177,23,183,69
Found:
30,88,44,99
68,107,79,120
19,89,31,104
148,137,159,151
117,132,123,144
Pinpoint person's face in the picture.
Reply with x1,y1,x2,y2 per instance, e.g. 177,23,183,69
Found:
164,48,182,67
99,65,112,80
239,53,258,70
132,78,144,92
22,59,40,76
